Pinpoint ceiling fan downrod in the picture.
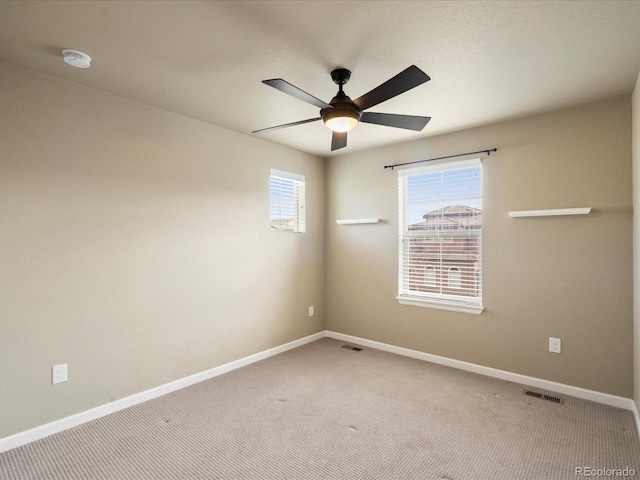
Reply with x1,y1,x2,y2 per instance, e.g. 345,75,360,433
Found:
322,68,362,132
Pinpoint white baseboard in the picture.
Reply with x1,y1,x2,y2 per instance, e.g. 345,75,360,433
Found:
2,329,637,453
0,331,325,454
326,331,636,411
633,401,640,439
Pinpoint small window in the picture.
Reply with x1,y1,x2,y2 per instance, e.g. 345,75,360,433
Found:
270,169,305,233
448,267,461,289
425,267,436,287
397,158,482,314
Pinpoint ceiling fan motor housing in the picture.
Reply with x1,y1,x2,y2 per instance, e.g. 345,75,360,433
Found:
321,92,362,131
321,68,362,129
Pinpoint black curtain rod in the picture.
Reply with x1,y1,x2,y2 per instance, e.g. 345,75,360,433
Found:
384,148,497,170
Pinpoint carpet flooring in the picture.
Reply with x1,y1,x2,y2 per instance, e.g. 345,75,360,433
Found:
1,337,639,479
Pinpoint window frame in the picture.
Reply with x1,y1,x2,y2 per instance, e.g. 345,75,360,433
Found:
270,169,306,233
397,158,483,315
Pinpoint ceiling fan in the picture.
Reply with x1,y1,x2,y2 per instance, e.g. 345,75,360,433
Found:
252,65,431,151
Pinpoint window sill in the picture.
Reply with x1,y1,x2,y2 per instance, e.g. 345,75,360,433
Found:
396,296,484,315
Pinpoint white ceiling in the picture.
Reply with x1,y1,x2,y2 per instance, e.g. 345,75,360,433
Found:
1,1,640,157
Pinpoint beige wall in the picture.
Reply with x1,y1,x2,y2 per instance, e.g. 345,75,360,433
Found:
633,73,640,412
326,98,633,397
0,62,325,438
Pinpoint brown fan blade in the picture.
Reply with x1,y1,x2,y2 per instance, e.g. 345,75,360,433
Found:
331,131,347,151
353,65,430,111
252,118,321,134
262,79,331,109
360,112,431,131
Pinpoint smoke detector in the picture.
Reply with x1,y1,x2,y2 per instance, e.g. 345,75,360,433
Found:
62,49,91,69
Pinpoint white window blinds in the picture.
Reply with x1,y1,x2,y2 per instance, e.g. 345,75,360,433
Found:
398,158,482,311
270,169,305,233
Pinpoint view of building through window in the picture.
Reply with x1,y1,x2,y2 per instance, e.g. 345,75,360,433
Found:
399,160,482,307
406,204,481,298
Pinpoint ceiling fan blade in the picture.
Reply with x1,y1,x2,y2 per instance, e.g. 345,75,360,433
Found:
353,65,430,111
361,112,431,131
252,118,321,134
331,131,347,151
262,79,331,109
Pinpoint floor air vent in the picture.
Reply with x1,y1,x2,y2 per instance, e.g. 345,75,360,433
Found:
523,389,565,405
342,345,363,351
542,394,563,404
524,390,543,399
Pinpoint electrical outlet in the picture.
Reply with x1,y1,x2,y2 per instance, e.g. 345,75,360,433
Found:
52,363,68,384
549,337,561,354
308,306,314,317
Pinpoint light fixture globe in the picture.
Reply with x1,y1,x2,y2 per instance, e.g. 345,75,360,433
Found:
323,109,360,132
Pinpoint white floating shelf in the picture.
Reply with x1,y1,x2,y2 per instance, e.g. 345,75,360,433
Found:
336,218,380,225
508,207,591,218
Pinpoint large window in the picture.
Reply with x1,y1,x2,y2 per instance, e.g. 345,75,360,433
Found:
398,158,482,314
270,169,305,233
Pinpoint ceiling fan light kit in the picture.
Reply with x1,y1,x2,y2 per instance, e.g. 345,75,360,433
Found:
322,112,361,132
252,65,431,151
323,109,360,132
